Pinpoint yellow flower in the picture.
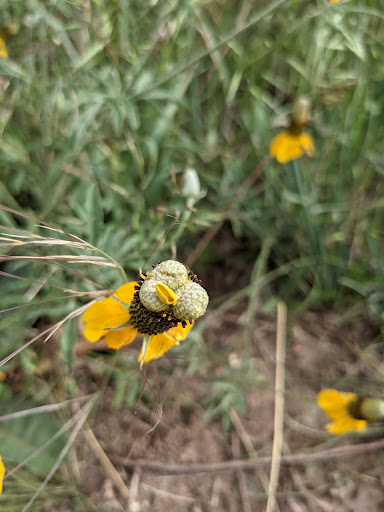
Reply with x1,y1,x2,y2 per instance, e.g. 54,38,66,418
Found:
0,455,5,494
82,260,208,364
330,0,340,3
0,25,19,59
269,131,314,164
0,36,8,59
317,389,367,434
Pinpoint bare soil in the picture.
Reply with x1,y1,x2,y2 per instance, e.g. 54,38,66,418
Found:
75,306,384,512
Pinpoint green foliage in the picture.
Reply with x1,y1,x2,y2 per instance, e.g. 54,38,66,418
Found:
0,0,384,505
0,408,66,474
0,0,383,314
203,362,264,431
59,318,77,369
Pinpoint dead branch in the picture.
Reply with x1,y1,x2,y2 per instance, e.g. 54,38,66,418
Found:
112,438,384,476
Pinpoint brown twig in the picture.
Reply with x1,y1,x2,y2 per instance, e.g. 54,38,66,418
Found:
230,407,255,456
141,482,197,505
186,155,271,267
232,431,252,512
84,427,130,502
112,438,384,475
230,406,271,503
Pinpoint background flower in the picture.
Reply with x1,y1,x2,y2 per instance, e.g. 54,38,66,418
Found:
0,455,5,494
269,131,314,164
318,389,367,434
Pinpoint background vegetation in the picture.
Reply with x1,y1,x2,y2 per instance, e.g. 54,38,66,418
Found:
1,0,384,510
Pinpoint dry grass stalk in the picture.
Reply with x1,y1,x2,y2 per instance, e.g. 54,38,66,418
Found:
266,301,287,512
84,427,130,502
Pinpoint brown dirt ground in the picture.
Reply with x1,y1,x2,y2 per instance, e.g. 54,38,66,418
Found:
3,234,384,511
73,305,384,512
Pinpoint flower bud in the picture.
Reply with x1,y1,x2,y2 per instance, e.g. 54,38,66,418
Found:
360,398,384,421
291,96,311,128
2,24,19,36
182,168,201,207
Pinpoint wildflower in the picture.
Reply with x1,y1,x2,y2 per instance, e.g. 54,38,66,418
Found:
0,36,8,59
269,96,314,164
82,260,209,363
0,455,4,494
330,0,340,3
270,131,314,164
317,389,384,434
0,25,18,59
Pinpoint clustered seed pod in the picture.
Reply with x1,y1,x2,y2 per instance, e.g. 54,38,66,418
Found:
173,282,209,321
129,260,208,336
139,260,209,323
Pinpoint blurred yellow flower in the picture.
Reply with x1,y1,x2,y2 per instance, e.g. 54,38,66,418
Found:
330,0,340,3
317,389,367,434
0,36,8,59
0,455,5,494
82,260,208,364
270,96,315,164
269,131,314,164
0,24,19,59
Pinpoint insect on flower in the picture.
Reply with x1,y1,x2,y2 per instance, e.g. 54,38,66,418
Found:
82,260,209,364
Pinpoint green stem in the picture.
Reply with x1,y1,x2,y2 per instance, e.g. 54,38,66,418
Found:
291,159,324,290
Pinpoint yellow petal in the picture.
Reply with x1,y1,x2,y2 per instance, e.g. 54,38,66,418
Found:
0,37,8,59
0,455,5,494
169,321,193,341
155,283,178,305
298,132,315,157
113,281,136,303
318,389,356,420
137,321,193,363
138,332,179,363
269,131,314,164
82,282,135,342
103,326,138,350
326,417,367,435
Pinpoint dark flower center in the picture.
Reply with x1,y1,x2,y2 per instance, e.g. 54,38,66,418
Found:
347,397,366,420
